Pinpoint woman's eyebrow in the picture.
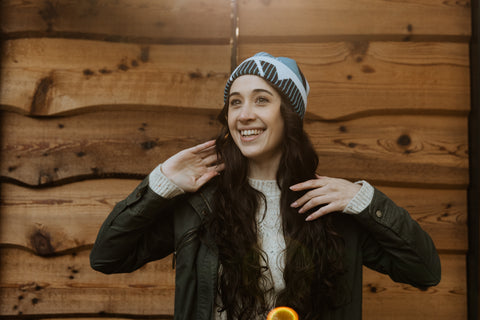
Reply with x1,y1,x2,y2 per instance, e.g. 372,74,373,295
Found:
229,88,274,99
253,88,274,96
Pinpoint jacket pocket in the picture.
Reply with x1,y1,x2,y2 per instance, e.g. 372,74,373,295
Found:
172,227,198,269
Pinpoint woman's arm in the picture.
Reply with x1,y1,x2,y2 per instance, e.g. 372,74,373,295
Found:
290,176,441,288
89,177,177,274
354,188,441,287
90,140,224,274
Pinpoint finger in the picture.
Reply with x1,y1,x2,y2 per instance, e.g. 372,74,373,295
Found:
190,140,216,154
290,177,327,191
205,162,225,173
202,153,221,166
197,144,217,157
214,162,225,172
195,170,220,188
305,203,339,221
290,188,325,208
297,195,333,214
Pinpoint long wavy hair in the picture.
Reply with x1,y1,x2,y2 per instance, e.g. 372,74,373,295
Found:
205,91,346,320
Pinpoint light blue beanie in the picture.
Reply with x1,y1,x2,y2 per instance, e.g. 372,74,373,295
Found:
224,52,310,119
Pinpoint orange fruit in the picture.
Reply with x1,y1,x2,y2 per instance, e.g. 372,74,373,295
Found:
266,306,299,320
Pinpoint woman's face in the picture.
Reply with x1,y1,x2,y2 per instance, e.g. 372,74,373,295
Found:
227,75,285,165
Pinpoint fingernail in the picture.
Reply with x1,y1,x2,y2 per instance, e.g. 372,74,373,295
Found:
298,208,304,214
305,215,312,221
290,202,297,207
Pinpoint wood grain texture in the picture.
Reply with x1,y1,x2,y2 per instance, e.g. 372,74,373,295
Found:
0,110,468,187
0,39,230,116
0,180,467,255
238,0,471,41
0,248,464,318
239,42,470,120
0,109,220,186
363,254,467,319
0,0,231,43
1,40,470,119
308,114,468,187
0,179,139,255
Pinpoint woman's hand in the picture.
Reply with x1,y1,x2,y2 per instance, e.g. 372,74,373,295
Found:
290,175,361,221
161,140,225,193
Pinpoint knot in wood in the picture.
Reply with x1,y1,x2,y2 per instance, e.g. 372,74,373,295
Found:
397,134,412,147
30,230,55,256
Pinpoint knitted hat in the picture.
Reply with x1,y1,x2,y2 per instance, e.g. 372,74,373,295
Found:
224,52,310,119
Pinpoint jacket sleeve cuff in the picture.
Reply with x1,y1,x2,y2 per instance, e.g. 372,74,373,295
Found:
148,164,185,199
343,180,374,215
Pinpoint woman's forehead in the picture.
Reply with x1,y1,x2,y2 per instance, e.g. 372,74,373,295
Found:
230,75,276,93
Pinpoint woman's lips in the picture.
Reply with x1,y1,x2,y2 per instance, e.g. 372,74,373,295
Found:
239,128,265,142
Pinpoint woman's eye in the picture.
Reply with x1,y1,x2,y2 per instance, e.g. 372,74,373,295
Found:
229,99,241,106
256,97,269,104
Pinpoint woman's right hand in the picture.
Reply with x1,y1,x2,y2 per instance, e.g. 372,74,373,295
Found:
161,140,224,193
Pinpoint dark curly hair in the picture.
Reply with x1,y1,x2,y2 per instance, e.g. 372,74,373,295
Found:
206,91,346,320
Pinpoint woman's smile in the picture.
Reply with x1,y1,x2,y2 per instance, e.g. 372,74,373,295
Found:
239,128,265,141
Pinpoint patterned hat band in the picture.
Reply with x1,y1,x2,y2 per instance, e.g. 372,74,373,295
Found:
224,52,310,119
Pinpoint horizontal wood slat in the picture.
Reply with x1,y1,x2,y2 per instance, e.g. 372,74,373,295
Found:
0,0,231,43
0,180,467,255
308,114,468,187
0,39,230,116
238,0,471,42
239,42,470,120
362,254,467,319
0,109,220,186
1,40,470,119
0,110,468,187
0,179,139,255
1,0,472,42
0,248,464,318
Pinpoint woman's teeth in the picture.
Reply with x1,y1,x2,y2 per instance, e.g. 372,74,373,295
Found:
240,129,264,137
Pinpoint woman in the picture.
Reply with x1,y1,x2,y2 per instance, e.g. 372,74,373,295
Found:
90,52,441,320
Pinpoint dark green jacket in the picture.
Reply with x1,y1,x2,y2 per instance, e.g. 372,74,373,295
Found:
90,178,441,320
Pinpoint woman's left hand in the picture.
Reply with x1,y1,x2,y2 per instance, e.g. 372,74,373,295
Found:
290,175,361,221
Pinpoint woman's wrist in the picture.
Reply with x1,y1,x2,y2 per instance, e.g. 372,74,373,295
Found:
343,180,374,214
148,164,185,198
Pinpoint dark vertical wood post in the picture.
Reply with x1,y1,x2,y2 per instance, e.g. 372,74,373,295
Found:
468,1,479,319
230,0,238,72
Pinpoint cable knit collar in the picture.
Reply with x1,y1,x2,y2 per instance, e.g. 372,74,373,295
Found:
248,178,281,197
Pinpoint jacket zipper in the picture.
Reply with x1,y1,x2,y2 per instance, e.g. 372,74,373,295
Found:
172,227,198,269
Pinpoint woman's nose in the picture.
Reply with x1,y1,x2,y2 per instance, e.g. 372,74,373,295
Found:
238,104,255,122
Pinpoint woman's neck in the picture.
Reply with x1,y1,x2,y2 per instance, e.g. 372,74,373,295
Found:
247,156,280,180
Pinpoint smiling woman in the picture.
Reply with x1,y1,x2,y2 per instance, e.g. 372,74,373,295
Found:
90,52,441,320
227,75,285,179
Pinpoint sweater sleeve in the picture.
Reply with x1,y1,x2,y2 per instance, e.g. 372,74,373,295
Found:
149,164,185,198
343,180,374,214
354,187,441,288
90,177,177,274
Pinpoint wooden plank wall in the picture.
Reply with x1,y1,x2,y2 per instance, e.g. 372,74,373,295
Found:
0,0,472,319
